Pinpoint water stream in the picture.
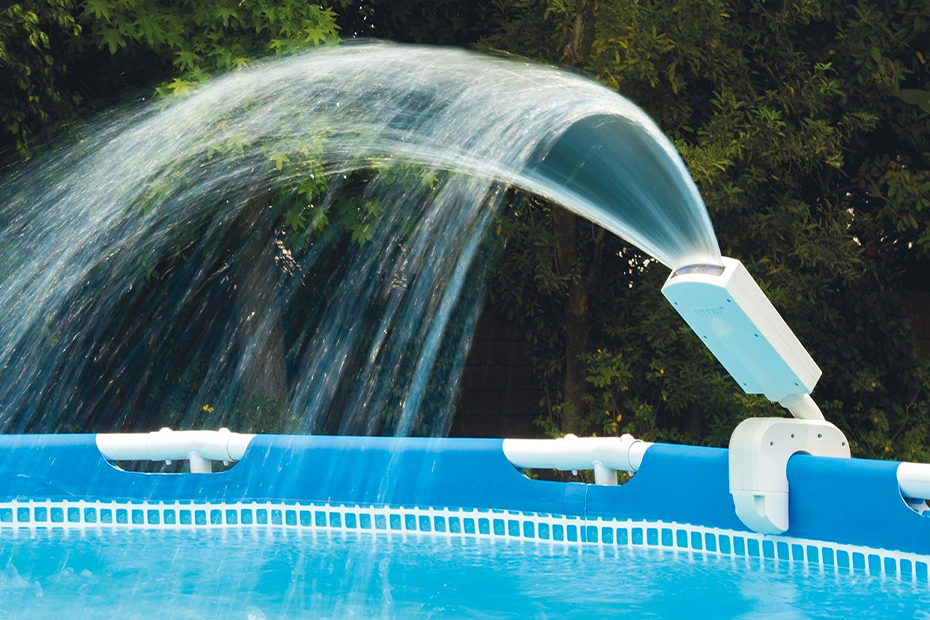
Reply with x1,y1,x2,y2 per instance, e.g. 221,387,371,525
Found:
0,42,720,436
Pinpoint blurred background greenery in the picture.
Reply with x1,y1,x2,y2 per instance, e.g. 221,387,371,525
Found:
2,0,928,459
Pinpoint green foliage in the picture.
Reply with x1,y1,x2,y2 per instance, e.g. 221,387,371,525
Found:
1,0,347,157
0,1,81,155
486,0,930,457
340,0,485,45
2,0,928,456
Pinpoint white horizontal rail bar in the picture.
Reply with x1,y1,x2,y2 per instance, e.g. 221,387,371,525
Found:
96,428,255,463
502,434,651,473
897,462,930,500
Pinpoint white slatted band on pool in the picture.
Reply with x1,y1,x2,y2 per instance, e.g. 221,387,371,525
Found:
1,499,927,583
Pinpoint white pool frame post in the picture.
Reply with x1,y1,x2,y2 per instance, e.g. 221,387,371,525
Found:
502,434,652,485
95,428,255,473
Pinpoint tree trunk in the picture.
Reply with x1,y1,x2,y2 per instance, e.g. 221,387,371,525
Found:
236,195,288,409
553,209,590,433
562,0,598,67
553,0,598,434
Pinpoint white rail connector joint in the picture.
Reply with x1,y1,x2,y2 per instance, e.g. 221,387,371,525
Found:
502,434,651,485
897,462,930,514
96,428,255,474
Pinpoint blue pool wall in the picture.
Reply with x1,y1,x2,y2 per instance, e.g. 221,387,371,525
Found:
0,434,925,555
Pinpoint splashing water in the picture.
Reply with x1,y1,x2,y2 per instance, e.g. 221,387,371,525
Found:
0,43,720,436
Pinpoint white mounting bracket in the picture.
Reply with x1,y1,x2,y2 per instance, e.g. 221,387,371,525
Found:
729,417,850,534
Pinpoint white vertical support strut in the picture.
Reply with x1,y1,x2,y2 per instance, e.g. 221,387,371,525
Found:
593,462,618,485
188,453,212,473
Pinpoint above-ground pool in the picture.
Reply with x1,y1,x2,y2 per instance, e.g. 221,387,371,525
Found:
2,433,930,618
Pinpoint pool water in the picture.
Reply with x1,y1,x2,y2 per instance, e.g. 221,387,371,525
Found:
2,529,928,619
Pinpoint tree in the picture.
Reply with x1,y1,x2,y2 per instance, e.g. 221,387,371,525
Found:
2,0,927,457
482,0,930,459
1,0,345,157
550,0,600,434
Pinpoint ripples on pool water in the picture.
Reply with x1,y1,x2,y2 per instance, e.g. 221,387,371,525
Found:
1,529,928,619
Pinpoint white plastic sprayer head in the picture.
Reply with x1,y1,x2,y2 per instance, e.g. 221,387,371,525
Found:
660,257,824,421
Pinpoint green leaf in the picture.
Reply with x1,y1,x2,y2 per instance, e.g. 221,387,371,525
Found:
214,7,239,27
84,0,111,21
164,77,191,95
350,223,373,245
283,207,307,231
135,14,165,46
175,50,201,71
270,153,291,170
225,134,251,155
894,90,930,115
309,209,329,233
98,28,125,54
